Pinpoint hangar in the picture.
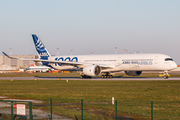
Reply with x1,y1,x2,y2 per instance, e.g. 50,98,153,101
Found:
0,55,38,70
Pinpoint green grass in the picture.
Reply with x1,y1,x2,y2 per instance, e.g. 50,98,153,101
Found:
0,80,180,119
1,80,179,101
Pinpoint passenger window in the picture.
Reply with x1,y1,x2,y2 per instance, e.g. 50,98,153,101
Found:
165,58,173,61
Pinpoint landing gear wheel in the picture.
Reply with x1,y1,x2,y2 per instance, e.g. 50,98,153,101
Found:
80,75,83,79
110,75,113,78
164,75,169,79
87,76,92,79
101,73,113,79
80,75,92,79
102,75,105,78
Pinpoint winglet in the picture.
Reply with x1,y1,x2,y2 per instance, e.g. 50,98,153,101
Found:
2,52,17,59
2,52,9,57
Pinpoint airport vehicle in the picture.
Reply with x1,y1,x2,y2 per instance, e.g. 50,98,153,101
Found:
2,34,177,79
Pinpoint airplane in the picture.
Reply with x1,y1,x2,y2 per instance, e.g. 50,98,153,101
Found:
26,66,52,73
2,34,177,79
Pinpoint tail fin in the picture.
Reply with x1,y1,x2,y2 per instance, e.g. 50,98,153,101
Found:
32,34,51,60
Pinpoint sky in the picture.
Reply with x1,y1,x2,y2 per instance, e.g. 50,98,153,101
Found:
0,0,180,63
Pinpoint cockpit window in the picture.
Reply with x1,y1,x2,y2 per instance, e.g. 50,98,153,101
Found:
165,58,173,61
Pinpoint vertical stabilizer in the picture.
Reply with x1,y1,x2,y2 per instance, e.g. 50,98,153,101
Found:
32,34,51,60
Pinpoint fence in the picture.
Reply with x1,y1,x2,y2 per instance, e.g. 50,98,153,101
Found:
49,99,180,120
0,99,50,120
0,99,179,120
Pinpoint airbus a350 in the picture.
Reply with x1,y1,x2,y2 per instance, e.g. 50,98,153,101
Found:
3,34,177,79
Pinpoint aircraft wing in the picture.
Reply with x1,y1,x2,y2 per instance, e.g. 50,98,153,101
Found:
2,52,113,68
2,52,83,66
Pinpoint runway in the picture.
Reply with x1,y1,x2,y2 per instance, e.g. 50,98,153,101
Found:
0,77,180,80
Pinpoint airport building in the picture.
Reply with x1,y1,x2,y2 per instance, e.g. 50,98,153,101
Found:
0,55,38,70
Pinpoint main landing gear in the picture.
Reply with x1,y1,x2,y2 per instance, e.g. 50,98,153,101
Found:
80,75,92,79
101,73,113,79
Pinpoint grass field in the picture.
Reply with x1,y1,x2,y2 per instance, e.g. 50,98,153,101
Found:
0,80,179,101
0,79,180,119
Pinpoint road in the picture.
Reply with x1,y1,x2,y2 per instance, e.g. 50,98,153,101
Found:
0,77,180,80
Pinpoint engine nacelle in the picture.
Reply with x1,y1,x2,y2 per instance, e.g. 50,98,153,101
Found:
125,71,142,76
83,65,101,76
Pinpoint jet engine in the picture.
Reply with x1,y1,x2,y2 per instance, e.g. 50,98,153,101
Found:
83,65,101,76
125,71,142,76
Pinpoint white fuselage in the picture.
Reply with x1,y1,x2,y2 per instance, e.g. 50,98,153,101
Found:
26,66,51,72
48,53,177,72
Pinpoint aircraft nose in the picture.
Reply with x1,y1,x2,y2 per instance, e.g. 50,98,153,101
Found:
172,62,177,69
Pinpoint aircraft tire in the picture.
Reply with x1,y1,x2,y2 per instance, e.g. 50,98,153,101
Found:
81,75,92,79
110,75,113,78
164,76,168,79
80,75,83,79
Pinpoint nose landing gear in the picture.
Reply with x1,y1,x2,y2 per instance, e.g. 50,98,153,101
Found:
159,71,170,79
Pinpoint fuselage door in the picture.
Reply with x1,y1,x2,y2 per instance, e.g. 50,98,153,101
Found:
79,57,84,62
118,57,121,62
154,56,158,64
115,57,122,69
